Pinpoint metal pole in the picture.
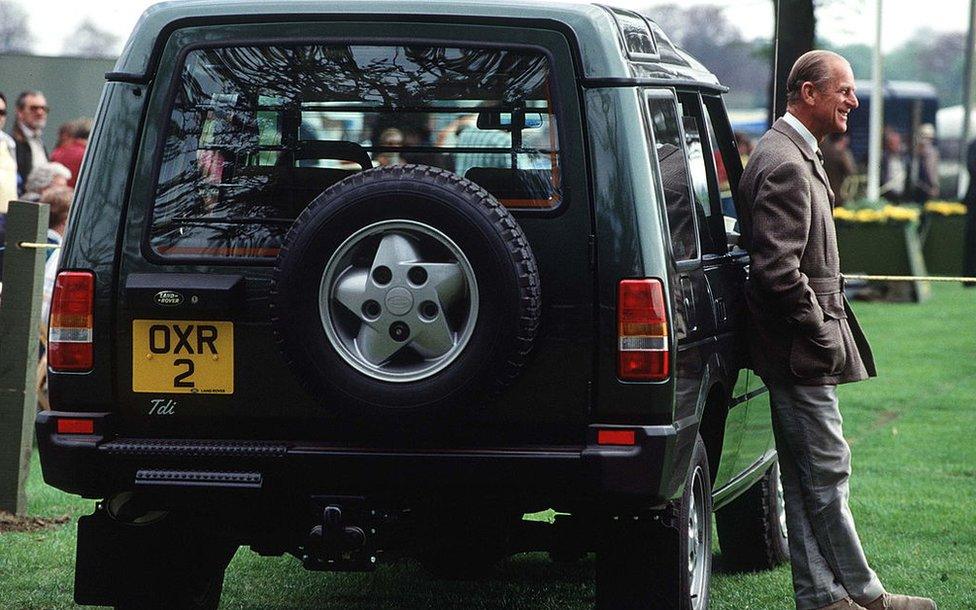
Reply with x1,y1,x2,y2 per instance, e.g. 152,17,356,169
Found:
866,0,884,202
957,0,976,199
0,200,49,516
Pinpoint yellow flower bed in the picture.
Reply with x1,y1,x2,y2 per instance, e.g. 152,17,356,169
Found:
923,201,968,216
833,205,920,223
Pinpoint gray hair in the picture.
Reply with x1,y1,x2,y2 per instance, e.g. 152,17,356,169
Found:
24,162,72,194
786,50,845,105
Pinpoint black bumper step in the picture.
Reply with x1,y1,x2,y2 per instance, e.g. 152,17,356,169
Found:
99,439,289,458
135,469,263,489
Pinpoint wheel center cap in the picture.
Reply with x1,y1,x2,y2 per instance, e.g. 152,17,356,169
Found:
385,286,414,315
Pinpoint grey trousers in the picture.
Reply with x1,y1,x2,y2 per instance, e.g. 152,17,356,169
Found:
765,380,885,610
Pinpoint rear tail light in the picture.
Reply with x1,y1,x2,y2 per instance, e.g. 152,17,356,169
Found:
48,271,95,372
617,279,669,381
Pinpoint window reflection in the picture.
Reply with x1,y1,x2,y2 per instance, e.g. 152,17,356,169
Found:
647,97,698,261
151,45,562,260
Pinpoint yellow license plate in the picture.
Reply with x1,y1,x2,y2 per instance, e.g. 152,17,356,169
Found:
132,320,234,394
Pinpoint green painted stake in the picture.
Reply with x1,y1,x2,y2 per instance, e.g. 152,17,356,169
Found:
0,200,50,516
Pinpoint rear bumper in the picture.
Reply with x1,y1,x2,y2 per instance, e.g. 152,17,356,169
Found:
36,411,685,507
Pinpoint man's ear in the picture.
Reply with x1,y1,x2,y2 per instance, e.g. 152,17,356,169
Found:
800,81,818,106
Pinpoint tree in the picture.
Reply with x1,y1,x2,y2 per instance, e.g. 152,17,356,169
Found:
887,30,966,107
644,4,770,108
0,0,34,53
768,0,816,124
62,18,121,59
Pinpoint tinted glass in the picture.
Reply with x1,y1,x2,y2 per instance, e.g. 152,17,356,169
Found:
150,45,561,260
646,96,698,261
702,95,744,224
610,9,658,58
677,95,720,255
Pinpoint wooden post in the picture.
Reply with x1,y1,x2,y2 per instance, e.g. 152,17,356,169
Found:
0,200,49,516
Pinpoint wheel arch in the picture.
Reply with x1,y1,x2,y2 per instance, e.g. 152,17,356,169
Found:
696,380,731,487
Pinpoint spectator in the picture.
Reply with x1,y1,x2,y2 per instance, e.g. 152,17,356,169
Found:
374,127,404,167
454,119,510,178
51,118,91,188
23,162,72,202
55,121,73,150
880,127,907,202
909,123,940,203
11,90,50,194
40,186,73,324
0,92,17,213
734,131,755,167
821,132,857,206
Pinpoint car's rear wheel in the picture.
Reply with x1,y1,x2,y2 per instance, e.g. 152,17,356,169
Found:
97,511,237,610
596,435,712,609
715,459,790,572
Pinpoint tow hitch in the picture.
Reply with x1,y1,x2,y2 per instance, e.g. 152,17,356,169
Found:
301,498,377,572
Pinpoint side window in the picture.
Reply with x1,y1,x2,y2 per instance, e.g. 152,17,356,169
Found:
702,95,745,233
676,93,723,255
645,94,698,262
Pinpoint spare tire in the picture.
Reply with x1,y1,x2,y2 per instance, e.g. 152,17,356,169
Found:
270,164,540,418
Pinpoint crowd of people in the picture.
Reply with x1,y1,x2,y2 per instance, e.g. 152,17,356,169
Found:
0,89,91,315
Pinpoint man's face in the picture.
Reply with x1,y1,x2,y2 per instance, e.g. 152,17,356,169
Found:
18,94,48,131
810,59,858,137
0,98,6,130
884,131,901,152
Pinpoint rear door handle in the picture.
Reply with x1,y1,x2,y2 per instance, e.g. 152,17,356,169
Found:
715,297,727,325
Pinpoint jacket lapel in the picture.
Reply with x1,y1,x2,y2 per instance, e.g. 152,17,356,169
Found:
772,118,835,205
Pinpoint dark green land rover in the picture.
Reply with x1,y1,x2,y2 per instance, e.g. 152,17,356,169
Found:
37,1,788,608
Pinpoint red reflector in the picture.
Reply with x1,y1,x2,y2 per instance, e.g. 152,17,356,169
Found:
56,418,95,435
617,279,670,381
597,429,637,446
49,270,95,372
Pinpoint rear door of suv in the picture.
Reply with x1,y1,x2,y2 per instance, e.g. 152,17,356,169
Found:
112,20,594,445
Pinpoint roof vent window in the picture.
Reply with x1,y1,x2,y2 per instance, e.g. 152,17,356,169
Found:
608,8,658,61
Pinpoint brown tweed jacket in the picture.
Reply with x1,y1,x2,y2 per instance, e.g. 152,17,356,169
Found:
738,118,876,385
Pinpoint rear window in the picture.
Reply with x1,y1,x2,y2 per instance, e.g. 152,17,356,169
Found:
150,44,562,260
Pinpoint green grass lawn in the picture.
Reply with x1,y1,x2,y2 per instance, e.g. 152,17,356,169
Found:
2,284,974,609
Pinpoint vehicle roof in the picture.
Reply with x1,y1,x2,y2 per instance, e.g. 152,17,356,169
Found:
113,0,722,88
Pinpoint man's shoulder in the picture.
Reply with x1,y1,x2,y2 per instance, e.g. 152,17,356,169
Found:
747,133,805,173
754,127,803,156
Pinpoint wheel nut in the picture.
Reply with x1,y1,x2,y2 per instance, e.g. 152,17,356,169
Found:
389,321,410,342
372,266,393,285
420,300,439,319
362,300,381,319
408,266,428,285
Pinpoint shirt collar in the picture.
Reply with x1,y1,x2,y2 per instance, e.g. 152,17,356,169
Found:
782,112,820,154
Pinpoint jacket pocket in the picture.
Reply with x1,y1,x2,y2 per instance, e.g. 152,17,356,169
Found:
789,320,846,378
789,291,847,378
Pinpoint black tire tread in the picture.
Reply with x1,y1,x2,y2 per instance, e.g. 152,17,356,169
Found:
715,460,789,572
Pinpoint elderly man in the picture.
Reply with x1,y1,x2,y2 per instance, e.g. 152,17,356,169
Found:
738,50,937,610
11,90,50,193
